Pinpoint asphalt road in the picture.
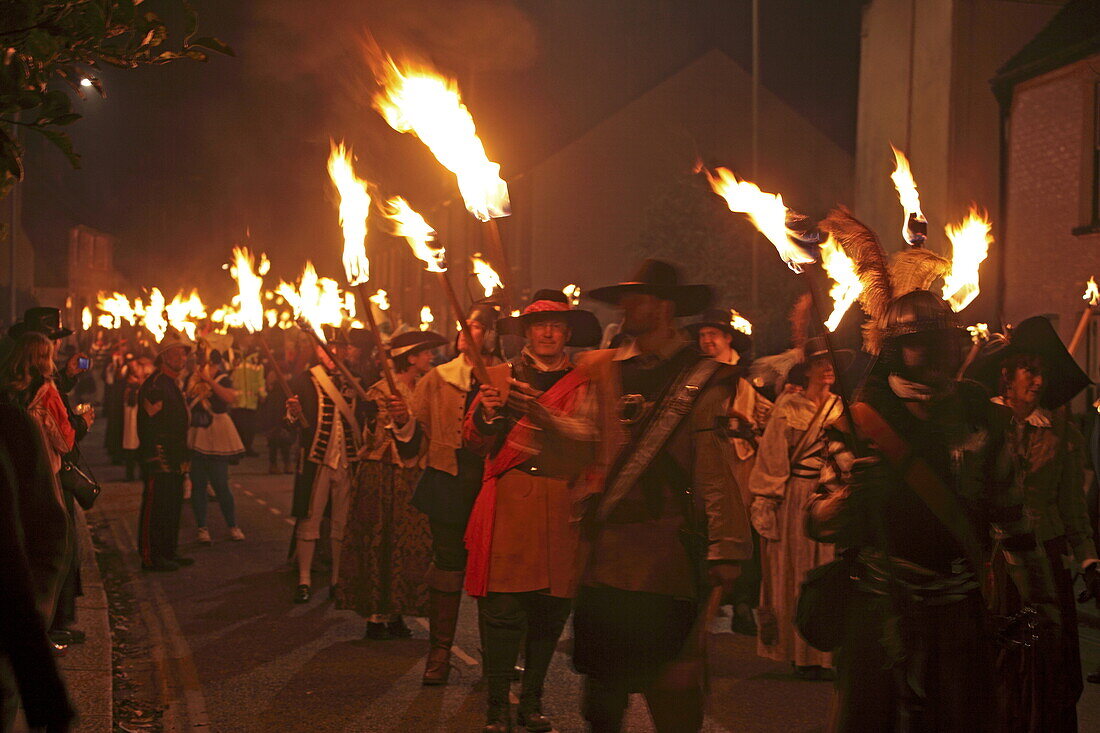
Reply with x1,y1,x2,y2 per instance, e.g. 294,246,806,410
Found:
86,430,1100,732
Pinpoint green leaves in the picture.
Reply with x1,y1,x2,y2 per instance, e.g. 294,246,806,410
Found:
0,0,234,193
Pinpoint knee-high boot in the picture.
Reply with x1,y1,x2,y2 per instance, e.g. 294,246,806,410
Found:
517,596,570,732
423,565,464,685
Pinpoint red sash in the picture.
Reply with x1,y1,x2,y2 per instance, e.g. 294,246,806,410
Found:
463,368,589,596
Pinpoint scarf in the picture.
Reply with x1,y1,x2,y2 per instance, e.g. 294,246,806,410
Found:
463,366,590,597
888,373,935,402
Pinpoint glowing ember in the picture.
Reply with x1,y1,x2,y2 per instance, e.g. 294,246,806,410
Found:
818,236,863,332
471,254,503,298
1083,277,1099,307
419,305,435,331
563,284,581,306
966,323,990,344
370,52,509,221
369,289,390,311
703,166,815,273
327,141,372,286
942,206,993,312
144,288,169,343
229,246,270,333
81,307,92,331
382,196,446,272
890,145,926,245
729,309,753,335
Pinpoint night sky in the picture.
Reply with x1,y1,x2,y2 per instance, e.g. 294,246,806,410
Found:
23,0,862,300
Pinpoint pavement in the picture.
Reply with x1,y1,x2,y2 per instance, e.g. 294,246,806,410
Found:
55,421,1100,731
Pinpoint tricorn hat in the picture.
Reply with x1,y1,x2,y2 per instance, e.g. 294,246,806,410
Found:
498,289,602,347
684,308,752,356
967,316,1090,410
390,330,448,359
589,259,712,317
8,307,74,340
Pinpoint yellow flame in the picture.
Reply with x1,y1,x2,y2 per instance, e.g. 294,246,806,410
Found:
563,284,581,306
890,145,925,244
370,54,509,221
369,289,390,311
229,246,269,333
96,292,137,328
729,309,753,335
942,206,993,312
510,309,521,317
327,141,372,286
819,236,863,332
382,196,446,272
704,166,815,273
164,290,206,341
264,309,278,328
96,314,113,329
81,306,92,331
419,305,434,331
966,323,990,344
144,288,168,343
471,254,503,298
277,263,346,341
1083,277,1099,307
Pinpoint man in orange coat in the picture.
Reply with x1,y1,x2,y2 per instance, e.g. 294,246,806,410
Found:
463,289,602,732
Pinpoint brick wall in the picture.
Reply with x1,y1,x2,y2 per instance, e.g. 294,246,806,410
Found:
1004,55,1100,344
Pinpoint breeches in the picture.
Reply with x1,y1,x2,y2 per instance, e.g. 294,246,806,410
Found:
296,464,350,542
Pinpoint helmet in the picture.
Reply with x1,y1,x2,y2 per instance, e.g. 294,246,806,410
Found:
881,290,956,341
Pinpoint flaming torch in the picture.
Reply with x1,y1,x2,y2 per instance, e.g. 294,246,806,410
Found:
419,305,435,331
228,246,304,425
326,141,399,395
471,254,503,299
942,206,992,312
819,236,863,332
729,309,753,335
957,322,992,380
381,196,491,383
143,288,169,343
278,263,373,402
81,306,92,332
890,145,927,246
1067,277,1099,356
369,46,512,305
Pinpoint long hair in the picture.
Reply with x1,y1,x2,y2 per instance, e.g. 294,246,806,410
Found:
0,332,55,396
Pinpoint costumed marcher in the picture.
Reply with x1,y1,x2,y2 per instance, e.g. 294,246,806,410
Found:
968,316,1097,732
571,260,753,733
686,307,772,635
187,345,246,544
805,211,1059,733
335,329,447,639
749,336,844,677
285,327,371,603
464,289,602,732
391,301,502,685
137,330,196,572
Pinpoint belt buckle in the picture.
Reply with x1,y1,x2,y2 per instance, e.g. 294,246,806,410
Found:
618,394,646,424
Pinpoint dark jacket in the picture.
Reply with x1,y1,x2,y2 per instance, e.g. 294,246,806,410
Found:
138,370,189,474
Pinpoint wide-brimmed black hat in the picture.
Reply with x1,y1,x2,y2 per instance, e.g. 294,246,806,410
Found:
967,316,1090,409
498,289,603,347
390,330,448,359
589,259,712,317
684,308,753,356
803,336,855,372
8,307,74,340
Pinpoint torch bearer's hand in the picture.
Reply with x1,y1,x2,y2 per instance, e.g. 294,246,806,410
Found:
286,397,303,420
386,396,410,426
505,378,543,414
479,384,505,418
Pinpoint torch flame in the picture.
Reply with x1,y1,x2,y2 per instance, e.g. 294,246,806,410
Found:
81,306,92,331
966,323,990,345
942,206,993,312
369,50,509,222
165,290,206,341
890,145,926,245
369,289,390,311
143,288,169,343
819,236,864,332
277,263,346,341
563,284,581,306
419,305,435,331
96,292,137,328
229,246,269,334
703,166,816,273
327,141,372,286
729,309,753,336
382,196,446,272
1083,277,1099,307
471,254,503,298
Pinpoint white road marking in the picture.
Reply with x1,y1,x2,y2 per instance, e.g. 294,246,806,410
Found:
268,506,281,515
414,617,479,666
254,498,267,506
284,518,295,526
